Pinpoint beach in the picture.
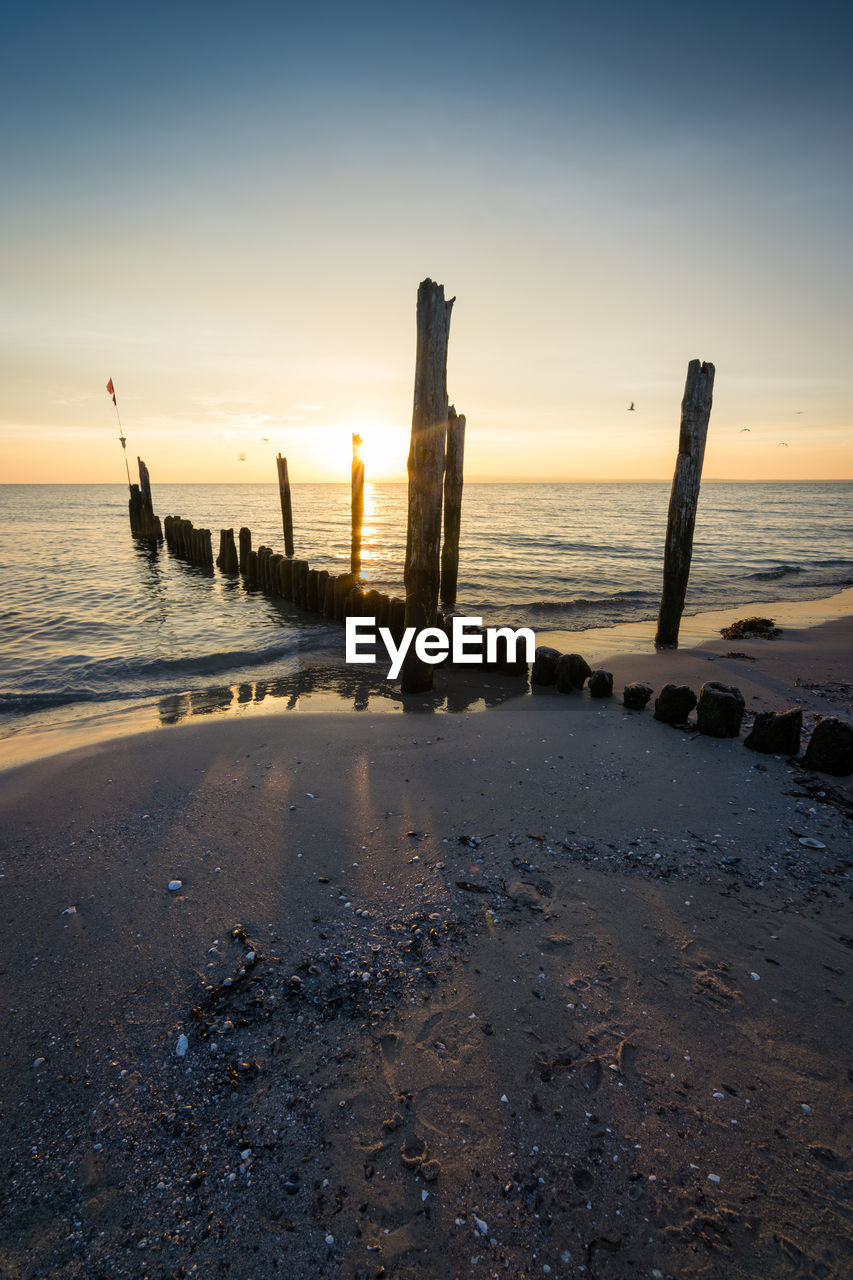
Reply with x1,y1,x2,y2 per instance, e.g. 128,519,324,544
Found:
1,606,851,1279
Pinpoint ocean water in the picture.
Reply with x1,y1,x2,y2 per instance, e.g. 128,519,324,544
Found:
1,481,851,739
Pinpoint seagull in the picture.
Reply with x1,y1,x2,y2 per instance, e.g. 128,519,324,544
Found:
628,401,635,411
739,428,751,432
261,436,269,443
777,442,788,447
239,452,247,461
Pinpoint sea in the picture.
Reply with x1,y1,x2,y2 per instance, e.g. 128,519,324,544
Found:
1,481,852,752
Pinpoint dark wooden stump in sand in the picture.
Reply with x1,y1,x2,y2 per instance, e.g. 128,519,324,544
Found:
655,359,715,647
440,406,465,607
402,278,454,692
276,454,295,558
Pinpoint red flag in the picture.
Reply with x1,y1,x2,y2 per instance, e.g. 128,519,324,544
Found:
106,377,116,405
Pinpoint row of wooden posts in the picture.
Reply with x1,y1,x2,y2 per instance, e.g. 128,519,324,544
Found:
131,277,715,692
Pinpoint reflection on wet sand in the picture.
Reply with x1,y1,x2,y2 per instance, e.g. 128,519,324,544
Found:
157,662,529,726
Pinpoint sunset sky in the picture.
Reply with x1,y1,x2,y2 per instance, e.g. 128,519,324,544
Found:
2,1,851,484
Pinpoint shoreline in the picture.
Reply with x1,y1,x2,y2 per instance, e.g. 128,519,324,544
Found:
2,585,852,774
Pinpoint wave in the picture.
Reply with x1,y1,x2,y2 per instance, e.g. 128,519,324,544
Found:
0,688,139,714
126,632,336,678
0,629,341,717
521,592,652,612
746,564,805,581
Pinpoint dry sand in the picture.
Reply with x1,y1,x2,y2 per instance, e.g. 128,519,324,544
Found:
1,610,851,1280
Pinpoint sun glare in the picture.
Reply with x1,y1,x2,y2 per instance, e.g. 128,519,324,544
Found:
348,426,407,481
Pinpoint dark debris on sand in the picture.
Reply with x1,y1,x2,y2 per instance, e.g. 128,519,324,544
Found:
719,617,781,641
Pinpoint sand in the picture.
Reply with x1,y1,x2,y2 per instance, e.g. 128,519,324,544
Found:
0,609,851,1279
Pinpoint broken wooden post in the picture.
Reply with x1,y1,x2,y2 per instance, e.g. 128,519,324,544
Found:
402,278,454,692
440,405,465,607
351,434,365,576
655,359,715,647
128,458,162,539
276,454,295,558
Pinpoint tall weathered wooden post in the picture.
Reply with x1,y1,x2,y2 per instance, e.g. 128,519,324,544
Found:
128,458,162,539
351,434,365,576
276,454,294,558
655,359,715,647
402,278,454,692
440,405,466,608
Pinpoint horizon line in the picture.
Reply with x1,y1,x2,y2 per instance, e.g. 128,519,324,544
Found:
3,476,852,486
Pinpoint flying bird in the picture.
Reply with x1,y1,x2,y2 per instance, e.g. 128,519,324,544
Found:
261,436,269,443
777,442,788,447
239,452,247,461
739,428,751,432
628,402,635,411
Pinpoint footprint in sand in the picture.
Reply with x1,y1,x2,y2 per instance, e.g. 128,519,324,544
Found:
695,964,742,1007
579,1056,603,1093
380,1031,400,1067
809,1144,846,1171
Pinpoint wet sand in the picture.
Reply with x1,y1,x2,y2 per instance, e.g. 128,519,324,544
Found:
0,608,851,1278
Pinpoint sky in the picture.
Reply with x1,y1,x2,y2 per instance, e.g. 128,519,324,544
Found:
1,0,852,484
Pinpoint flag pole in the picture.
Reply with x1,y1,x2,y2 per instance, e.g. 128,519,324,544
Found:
107,377,132,488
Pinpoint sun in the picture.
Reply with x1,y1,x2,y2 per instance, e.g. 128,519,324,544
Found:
349,425,408,481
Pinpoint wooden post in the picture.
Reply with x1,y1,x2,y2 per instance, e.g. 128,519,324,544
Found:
270,553,284,594
128,459,162,539
351,434,365,576
137,459,162,538
280,556,294,600
258,546,271,590
306,568,320,612
402,278,454,692
655,359,715,647
316,569,330,613
334,572,357,622
292,559,309,607
440,405,465,607
375,592,390,630
323,573,338,617
276,454,295,558
388,597,407,645
238,527,252,576
217,529,239,573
